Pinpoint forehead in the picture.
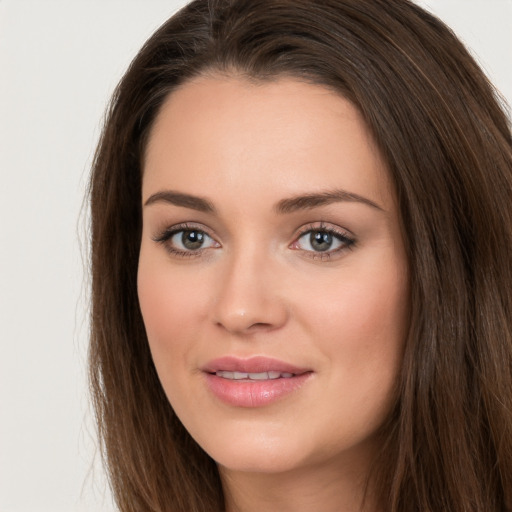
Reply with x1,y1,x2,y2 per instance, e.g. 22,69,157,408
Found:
143,75,395,212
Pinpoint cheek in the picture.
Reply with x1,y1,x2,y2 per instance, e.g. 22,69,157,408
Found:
138,269,190,339
300,259,408,407
303,262,408,345
298,268,407,446
137,258,212,423
137,250,208,369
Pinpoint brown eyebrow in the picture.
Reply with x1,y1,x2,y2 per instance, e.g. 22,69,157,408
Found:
275,189,384,214
144,188,383,215
144,190,216,213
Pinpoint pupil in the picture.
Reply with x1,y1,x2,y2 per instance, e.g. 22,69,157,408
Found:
310,231,332,252
182,230,204,250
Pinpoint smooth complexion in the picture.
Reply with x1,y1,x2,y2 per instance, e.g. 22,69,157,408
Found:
138,76,409,512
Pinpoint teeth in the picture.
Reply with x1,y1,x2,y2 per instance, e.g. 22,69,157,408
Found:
249,372,268,380
215,371,295,380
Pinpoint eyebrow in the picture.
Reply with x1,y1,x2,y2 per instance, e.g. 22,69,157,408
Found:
275,189,384,214
144,190,216,213
143,188,383,214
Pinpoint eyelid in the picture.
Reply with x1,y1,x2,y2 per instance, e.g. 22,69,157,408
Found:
152,222,215,242
151,220,355,260
152,222,221,257
289,222,356,259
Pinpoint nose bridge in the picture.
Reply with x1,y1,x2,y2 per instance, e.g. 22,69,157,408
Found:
212,240,288,334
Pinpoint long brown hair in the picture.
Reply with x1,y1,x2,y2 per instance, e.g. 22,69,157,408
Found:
89,1,512,510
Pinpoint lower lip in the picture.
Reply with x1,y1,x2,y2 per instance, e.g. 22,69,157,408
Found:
204,373,312,407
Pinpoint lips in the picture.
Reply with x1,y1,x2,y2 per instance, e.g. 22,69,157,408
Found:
202,356,312,407
202,356,309,375
215,370,294,380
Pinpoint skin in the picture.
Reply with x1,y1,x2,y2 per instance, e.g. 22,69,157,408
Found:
138,75,409,512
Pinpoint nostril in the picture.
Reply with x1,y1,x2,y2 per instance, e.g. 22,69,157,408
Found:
249,322,273,329
215,319,278,335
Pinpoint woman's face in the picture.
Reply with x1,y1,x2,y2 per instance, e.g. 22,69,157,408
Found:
138,76,409,476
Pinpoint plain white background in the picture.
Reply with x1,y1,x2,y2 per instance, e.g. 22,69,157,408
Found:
0,1,510,511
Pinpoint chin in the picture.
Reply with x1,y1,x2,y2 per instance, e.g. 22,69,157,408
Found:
213,445,307,475
191,421,311,474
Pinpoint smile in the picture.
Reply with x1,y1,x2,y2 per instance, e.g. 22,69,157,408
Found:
215,371,294,380
203,356,312,407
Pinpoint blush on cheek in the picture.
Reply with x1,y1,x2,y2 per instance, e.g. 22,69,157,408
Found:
138,257,176,319
305,267,407,373
137,261,213,363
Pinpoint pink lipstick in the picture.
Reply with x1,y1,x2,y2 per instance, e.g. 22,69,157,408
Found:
202,356,312,407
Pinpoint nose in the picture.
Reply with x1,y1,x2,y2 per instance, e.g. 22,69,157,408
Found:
212,251,289,335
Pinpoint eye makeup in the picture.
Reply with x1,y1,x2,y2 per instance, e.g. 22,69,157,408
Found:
290,221,356,261
152,219,356,261
152,222,220,258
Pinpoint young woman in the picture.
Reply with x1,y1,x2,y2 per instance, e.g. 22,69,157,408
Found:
88,1,512,511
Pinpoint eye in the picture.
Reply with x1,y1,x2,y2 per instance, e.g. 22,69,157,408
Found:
172,229,216,250
153,224,220,256
290,225,355,258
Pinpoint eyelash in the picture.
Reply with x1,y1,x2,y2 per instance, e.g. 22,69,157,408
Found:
152,222,356,260
291,222,356,261
152,223,218,258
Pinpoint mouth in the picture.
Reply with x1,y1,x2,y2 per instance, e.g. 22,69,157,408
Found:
202,356,312,407
213,370,295,381
202,355,309,375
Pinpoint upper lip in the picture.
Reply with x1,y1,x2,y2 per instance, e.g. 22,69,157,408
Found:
202,356,310,375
